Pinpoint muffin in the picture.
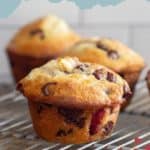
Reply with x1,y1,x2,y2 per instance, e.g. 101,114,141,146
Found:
64,38,144,109
6,15,80,82
145,70,150,92
17,57,131,144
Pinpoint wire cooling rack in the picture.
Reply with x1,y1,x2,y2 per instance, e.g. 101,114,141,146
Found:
0,80,150,150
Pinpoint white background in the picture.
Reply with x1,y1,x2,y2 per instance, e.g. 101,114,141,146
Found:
0,0,150,81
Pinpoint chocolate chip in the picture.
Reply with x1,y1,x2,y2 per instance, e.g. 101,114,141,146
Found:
107,72,116,82
107,50,119,59
96,42,108,51
93,69,104,80
67,128,73,134
76,64,89,72
56,129,67,137
77,117,86,128
96,41,119,59
119,73,125,78
56,128,73,137
103,121,114,135
30,29,45,40
41,82,57,96
58,107,85,128
122,84,132,99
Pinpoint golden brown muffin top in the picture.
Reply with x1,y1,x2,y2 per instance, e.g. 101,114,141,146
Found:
7,15,80,58
17,57,131,109
64,38,144,73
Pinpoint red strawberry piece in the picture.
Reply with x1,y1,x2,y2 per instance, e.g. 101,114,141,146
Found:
90,108,105,135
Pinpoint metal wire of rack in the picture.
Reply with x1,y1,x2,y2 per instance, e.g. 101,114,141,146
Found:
0,79,150,150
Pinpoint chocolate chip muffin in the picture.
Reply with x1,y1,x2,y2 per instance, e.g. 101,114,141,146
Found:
6,15,80,82
17,57,131,144
64,38,144,109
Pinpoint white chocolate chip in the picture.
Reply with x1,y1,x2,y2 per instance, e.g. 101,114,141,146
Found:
58,57,77,72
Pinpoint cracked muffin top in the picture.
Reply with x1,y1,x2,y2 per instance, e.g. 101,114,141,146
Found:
17,57,131,109
64,38,144,73
7,15,80,58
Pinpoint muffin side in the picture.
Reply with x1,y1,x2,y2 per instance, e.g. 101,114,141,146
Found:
28,101,120,144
